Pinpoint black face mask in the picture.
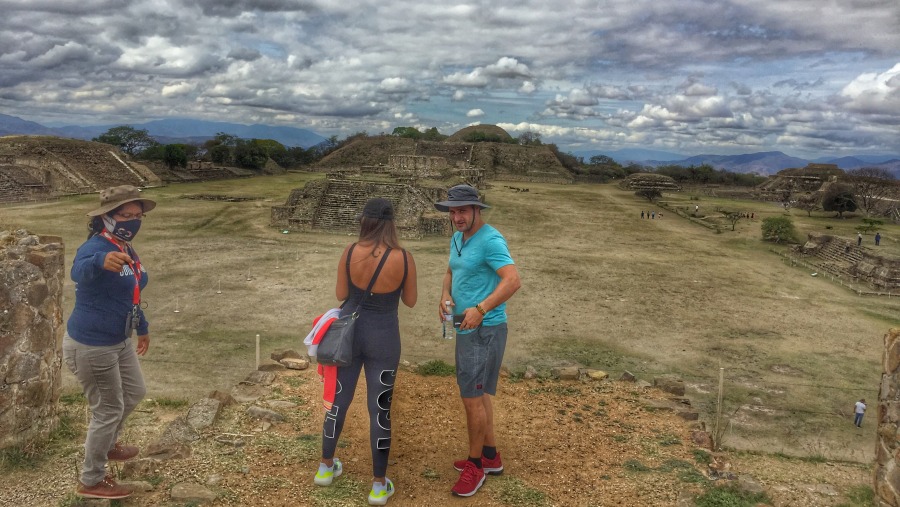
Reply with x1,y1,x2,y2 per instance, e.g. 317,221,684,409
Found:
104,216,142,241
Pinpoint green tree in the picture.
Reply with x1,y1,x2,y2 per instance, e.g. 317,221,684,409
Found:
822,184,858,218
846,167,897,215
794,193,821,217
93,126,158,156
391,127,421,139
761,216,797,243
163,144,188,169
233,139,269,170
517,131,542,146
721,211,741,231
635,189,662,202
860,217,883,234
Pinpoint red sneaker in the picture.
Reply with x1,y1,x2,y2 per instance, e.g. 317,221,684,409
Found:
76,477,132,499
451,460,486,497
453,452,503,475
107,442,139,461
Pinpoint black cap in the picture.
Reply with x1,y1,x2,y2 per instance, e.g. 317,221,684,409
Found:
359,198,394,221
434,185,489,212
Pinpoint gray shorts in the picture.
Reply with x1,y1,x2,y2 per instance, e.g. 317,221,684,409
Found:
455,323,507,398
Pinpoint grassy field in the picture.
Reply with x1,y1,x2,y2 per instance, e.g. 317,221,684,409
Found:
2,174,898,462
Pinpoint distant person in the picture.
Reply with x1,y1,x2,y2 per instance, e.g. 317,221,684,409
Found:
658,212,663,219
854,399,867,427
435,185,521,498
65,186,155,500
858,232,863,247
641,211,645,219
651,211,655,219
314,198,418,506
875,232,881,246
695,204,699,213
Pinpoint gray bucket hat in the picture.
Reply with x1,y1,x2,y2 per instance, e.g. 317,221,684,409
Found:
87,185,157,217
434,185,490,212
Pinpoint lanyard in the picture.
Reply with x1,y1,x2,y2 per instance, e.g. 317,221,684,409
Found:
100,231,142,305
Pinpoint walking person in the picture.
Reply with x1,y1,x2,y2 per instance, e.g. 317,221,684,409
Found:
858,232,863,246
64,186,155,500
435,185,521,497
875,232,881,246
855,399,867,427
314,198,417,506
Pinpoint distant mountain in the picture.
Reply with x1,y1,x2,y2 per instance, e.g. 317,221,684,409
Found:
0,113,58,137
1,115,327,149
571,148,685,163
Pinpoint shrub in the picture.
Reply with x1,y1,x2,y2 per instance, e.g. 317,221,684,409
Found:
761,216,797,243
416,359,455,376
694,484,771,507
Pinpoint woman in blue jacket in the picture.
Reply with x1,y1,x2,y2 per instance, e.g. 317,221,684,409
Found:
63,185,155,500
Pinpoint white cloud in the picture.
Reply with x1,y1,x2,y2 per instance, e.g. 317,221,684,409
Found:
466,109,485,118
161,82,195,97
839,63,900,115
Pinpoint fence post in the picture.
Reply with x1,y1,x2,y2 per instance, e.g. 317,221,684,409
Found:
255,334,260,370
714,367,724,451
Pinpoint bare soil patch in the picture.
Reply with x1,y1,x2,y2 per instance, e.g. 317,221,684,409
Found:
0,367,872,506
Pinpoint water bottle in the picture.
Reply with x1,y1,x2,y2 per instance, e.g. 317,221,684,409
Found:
442,300,454,340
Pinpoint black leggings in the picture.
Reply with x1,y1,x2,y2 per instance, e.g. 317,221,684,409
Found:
322,313,401,478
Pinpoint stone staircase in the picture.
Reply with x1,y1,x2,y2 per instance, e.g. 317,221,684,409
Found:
312,179,369,230
807,236,864,279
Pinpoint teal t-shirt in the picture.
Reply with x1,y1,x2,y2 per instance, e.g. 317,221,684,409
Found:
449,224,515,333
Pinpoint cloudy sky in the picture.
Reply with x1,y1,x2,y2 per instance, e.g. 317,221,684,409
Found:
1,0,898,158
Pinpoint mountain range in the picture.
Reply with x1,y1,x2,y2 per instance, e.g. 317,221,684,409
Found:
1,113,898,176
0,114,326,149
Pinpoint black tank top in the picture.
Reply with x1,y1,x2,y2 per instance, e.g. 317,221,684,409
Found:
345,243,408,314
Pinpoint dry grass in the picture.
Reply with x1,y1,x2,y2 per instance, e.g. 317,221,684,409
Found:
2,174,899,463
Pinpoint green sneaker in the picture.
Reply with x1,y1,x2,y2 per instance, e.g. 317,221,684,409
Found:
314,458,342,486
368,478,394,505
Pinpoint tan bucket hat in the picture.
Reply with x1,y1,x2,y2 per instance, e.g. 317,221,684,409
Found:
87,185,157,217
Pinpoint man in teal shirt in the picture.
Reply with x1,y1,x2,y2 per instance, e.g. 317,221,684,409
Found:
436,185,521,498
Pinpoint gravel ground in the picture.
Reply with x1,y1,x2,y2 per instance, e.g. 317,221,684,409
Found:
0,367,874,507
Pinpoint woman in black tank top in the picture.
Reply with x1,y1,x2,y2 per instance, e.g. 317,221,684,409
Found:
315,198,417,506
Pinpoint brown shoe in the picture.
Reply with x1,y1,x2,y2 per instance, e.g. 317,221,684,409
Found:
107,442,139,461
76,477,132,499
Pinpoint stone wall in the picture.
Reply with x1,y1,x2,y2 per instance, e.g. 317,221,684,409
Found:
0,230,64,450
876,328,900,506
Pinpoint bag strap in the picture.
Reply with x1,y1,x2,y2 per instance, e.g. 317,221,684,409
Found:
350,246,392,313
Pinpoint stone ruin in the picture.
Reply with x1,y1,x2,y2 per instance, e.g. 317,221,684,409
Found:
0,230,65,450
798,233,900,290
272,154,487,238
876,328,900,506
753,164,844,202
152,159,259,184
0,136,160,203
618,172,681,192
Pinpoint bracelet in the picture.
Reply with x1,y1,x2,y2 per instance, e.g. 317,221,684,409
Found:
475,303,486,316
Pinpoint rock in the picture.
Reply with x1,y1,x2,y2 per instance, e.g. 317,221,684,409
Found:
524,365,537,379
231,384,268,403
121,458,161,478
587,369,609,381
737,474,766,495
208,390,235,406
691,430,713,450
257,362,286,372
245,370,276,385
635,380,653,389
654,376,686,396
154,416,200,445
170,482,217,503
247,405,285,423
280,357,309,370
119,480,154,493
620,371,636,382
186,398,222,431
553,366,580,380
145,441,192,460
270,349,303,361
499,365,510,377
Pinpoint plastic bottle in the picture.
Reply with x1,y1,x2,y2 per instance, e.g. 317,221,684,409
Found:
442,300,454,340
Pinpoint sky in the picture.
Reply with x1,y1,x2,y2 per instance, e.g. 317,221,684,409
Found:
1,0,899,159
